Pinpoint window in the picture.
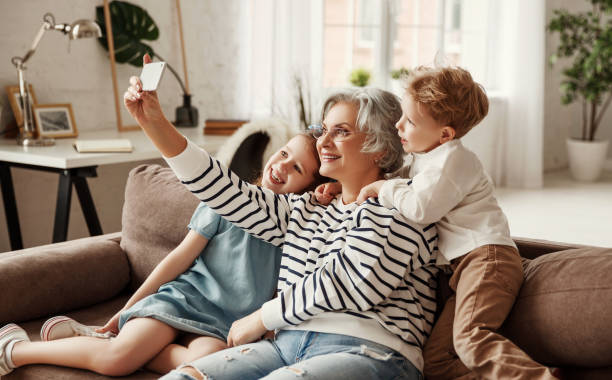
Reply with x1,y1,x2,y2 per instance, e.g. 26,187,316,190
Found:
320,0,492,90
356,0,377,46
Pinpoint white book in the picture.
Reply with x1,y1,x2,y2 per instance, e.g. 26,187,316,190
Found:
73,139,133,153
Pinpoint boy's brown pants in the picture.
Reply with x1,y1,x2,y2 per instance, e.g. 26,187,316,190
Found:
423,245,556,380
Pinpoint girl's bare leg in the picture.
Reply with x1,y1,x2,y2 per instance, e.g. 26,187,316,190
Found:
146,334,227,374
11,318,178,377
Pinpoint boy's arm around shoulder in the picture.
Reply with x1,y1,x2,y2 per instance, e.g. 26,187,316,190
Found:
378,149,481,224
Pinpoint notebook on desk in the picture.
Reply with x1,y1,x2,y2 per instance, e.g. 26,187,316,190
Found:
73,139,133,153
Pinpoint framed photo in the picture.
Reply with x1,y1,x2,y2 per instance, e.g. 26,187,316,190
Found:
5,84,38,127
32,104,78,138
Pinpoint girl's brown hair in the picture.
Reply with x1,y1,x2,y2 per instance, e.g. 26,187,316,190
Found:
299,132,329,193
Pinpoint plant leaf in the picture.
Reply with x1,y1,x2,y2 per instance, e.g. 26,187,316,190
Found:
95,1,159,67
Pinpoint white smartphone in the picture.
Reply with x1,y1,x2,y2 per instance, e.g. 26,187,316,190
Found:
140,61,167,91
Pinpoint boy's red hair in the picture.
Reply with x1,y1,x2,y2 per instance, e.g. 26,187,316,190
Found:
405,66,489,138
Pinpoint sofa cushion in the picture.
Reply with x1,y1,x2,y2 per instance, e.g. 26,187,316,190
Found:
501,247,612,367
121,164,199,290
0,233,128,325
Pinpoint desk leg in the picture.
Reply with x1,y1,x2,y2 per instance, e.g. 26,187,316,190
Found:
52,167,103,243
53,170,72,243
73,175,102,236
0,162,23,250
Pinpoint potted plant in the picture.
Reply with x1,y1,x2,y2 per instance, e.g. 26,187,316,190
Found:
547,1,612,181
349,68,371,87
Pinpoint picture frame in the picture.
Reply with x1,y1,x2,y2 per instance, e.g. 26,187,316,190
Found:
5,84,38,128
32,103,78,138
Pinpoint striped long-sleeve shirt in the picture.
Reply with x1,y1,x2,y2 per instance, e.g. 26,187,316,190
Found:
165,139,439,370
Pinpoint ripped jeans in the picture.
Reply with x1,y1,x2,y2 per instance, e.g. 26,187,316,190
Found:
160,330,422,380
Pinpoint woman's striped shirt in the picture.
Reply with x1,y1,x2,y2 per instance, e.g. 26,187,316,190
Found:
165,139,439,370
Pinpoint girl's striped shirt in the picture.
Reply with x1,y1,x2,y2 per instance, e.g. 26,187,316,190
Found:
165,139,439,371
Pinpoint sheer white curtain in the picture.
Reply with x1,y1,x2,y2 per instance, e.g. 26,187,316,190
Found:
496,0,545,188
463,0,545,188
247,0,318,128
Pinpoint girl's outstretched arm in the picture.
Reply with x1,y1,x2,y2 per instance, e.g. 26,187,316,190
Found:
124,54,187,158
124,56,291,244
97,231,208,334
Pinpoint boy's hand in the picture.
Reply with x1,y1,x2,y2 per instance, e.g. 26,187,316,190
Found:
227,309,268,347
356,180,386,204
314,182,342,205
123,54,167,128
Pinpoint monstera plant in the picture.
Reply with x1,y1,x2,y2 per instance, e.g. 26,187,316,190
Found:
96,1,159,67
96,1,198,126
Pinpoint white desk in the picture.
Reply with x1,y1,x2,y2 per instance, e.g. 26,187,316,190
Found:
0,127,227,250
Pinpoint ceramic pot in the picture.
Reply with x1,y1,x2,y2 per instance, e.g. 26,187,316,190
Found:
566,138,609,181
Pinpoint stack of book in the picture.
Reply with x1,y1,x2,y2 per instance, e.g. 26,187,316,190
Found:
204,119,248,135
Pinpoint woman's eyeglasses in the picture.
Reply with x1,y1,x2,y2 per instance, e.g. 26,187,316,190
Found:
308,124,353,142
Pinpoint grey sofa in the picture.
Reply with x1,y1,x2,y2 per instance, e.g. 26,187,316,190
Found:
1,164,611,379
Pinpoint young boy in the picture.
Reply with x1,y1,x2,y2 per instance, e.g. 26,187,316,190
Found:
319,66,557,380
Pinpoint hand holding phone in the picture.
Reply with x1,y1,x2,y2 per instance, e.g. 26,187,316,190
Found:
140,62,167,91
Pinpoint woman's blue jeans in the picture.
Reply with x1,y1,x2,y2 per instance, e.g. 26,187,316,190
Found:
160,330,422,380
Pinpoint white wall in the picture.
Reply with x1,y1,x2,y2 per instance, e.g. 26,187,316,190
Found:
0,0,248,252
545,0,612,171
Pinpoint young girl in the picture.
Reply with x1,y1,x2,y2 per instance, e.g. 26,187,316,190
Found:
0,133,326,377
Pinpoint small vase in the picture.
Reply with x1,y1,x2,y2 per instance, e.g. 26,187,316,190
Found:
566,138,609,181
175,94,199,127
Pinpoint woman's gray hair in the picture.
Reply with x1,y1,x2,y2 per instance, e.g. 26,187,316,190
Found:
320,88,404,173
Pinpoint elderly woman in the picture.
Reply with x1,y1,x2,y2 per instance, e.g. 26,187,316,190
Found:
123,58,438,380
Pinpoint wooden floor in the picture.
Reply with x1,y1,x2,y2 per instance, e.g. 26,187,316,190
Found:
495,169,612,248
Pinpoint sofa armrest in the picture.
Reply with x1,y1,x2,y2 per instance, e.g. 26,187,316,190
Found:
513,236,584,259
0,232,130,324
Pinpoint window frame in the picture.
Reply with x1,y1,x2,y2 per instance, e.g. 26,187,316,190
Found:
315,0,497,92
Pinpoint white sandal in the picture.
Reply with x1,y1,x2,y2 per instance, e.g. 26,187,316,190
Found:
40,316,116,341
0,323,29,376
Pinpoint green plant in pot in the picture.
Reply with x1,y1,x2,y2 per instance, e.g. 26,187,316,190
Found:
349,68,371,87
390,67,411,80
547,0,612,181
96,1,198,126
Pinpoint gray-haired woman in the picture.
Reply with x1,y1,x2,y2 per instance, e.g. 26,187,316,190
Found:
126,63,439,380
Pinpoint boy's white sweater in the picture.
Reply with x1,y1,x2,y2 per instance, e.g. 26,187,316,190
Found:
165,139,439,371
379,139,516,264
